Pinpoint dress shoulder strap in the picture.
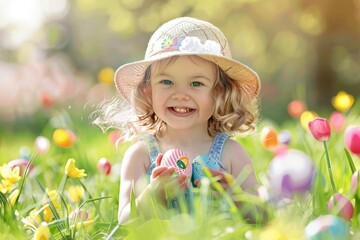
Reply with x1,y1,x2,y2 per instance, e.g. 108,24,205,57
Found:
140,134,160,176
208,133,230,163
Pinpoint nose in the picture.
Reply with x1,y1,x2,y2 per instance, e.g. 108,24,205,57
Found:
171,92,190,101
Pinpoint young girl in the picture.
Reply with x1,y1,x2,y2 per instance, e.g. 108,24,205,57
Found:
94,17,261,224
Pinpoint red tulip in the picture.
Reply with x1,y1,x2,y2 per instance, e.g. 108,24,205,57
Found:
97,158,112,175
308,117,331,142
328,193,354,221
344,125,360,157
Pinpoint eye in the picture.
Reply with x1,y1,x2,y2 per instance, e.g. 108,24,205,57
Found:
190,81,203,87
160,79,173,85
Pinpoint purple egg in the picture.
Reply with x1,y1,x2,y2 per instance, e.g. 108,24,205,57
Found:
267,149,315,198
305,215,350,240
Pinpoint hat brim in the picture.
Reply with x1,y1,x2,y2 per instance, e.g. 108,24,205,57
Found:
115,52,260,102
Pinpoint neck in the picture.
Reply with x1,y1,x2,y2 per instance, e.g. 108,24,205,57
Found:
157,127,213,159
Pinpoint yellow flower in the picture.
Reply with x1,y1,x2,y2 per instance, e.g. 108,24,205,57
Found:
44,189,60,209
67,185,84,202
300,111,318,130
332,91,354,112
34,222,50,240
65,159,87,178
9,189,19,206
0,164,21,183
43,205,55,223
97,67,114,85
0,179,13,194
259,218,304,240
71,219,95,230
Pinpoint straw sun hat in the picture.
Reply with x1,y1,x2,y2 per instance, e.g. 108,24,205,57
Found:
114,17,260,102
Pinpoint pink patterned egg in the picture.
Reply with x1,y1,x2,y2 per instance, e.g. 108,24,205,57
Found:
328,193,354,221
160,149,192,179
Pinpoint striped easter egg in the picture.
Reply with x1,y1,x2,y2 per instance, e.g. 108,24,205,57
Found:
161,149,192,179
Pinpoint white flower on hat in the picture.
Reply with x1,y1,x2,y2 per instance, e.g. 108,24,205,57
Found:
179,36,222,56
203,40,222,55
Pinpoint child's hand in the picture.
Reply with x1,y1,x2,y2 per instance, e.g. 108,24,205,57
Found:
194,168,236,192
149,154,189,204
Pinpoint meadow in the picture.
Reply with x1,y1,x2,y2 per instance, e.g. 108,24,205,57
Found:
0,91,359,240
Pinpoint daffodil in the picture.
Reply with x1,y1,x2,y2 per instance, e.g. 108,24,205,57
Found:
0,164,21,183
0,179,13,194
34,222,50,240
65,158,87,178
8,189,19,206
67,185,84,202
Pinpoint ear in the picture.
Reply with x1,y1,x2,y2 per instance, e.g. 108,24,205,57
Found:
143,86,151,96
155,153,163,166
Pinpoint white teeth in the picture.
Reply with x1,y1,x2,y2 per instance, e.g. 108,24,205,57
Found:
173,107,191,113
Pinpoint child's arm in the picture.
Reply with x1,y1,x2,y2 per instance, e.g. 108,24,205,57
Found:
118,142,188,224
222,139,259,192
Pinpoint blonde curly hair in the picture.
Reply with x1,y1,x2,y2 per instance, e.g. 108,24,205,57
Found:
93,56,259,142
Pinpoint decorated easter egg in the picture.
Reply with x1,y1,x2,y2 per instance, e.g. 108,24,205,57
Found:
305,215,350,240
8,159,34,176
192,154,222,183
267,149,315,199
161,149,192,179
328,193,354,221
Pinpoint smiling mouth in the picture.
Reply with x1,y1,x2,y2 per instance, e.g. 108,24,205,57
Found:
170,107,194,114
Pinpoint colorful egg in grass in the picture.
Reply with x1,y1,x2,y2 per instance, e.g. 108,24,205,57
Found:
160,149,192,179
267,149,315,199
328,193,354,221
192,154,222,183
305,215,350,240
8,159,34,176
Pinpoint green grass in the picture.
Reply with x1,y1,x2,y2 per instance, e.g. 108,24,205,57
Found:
0,106,360,239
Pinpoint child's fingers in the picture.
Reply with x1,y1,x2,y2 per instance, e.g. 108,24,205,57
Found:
151,166,175,179
155,153,163,166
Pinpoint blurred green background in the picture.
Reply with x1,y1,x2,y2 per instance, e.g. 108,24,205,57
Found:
1,0,360,131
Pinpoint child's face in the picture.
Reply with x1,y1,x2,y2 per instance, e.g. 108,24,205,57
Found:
150,56,217,132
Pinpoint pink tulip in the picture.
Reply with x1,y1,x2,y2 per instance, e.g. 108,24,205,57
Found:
329,111,345,132
344,125,360,156
308,117,331,142
328,193,354,221
97,158,112,175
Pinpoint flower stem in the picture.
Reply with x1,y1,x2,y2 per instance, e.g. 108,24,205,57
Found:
323,141,336,193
